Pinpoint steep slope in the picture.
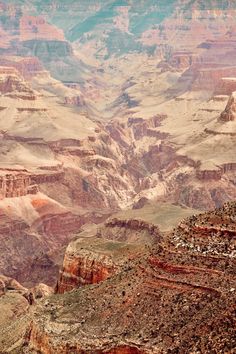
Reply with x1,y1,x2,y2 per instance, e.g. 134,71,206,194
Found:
24,202,236,353
0,274,53,353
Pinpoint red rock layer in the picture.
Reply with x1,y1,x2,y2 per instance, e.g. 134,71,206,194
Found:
191,65,236,91
56,251,115,294
0,57,44,79
0,69,36,99
20,15,64,42
0,173,31,199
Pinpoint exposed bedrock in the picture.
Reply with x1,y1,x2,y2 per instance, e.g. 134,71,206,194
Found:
0,56,44,79
56,218,161,294
219,91,236,121
172,201,236,258
56,245,116,294
0,170,64,200
187,65,236,91
0,173,31,199
20,15,65,42
25,203,236,353
0,68,36,99
215,77,236,95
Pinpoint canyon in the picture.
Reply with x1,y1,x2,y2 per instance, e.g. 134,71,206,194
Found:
0,1,235,353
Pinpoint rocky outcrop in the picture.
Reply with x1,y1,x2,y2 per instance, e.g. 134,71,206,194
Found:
56,243,116,294
221,162,236,173
49,138,82,150
0,69,36,100
0,56,44,79
204,127,236,136
219,91,236,121
196,168,222,181
20,15,65,42
0,275,30,353
32,283,54,299
127,115,167,140
167,51,199,70
0,170,65,200
30,171,64,185
215,77,236,95
27,322,144,354
0,274,55,353
0,173,31,199
172,201,236,258
56,217,160,294
64,95,84,106
142,144,176,174
190,65,236,91
25,203,236,353
0,275,27,294
103,218,161,243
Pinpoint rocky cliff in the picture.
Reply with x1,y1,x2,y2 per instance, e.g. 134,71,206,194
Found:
25,202,236,353
56,218,160,294
0,68,36,99
0,274,54,353
56,238,117,294
215,77,236,95
220,91,236,121
20,15,65,42
0,56,44,79
0,172,31,199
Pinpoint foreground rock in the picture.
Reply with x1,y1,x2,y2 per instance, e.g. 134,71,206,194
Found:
56,219,161,294
24,202,236,353
0,275,54,353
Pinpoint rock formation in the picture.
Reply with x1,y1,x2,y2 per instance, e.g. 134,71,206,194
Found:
172,201,236,258
0,56,44,79
20,15,65,42
0,68,36,99
220,91,236,121
24,202,236,353
0,274,54,353
56,218,161,294
215,77,236,95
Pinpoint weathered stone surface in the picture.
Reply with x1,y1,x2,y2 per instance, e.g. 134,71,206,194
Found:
0,68,36,99
215,77,236,95
25,203,236,353
20,15,65,42
220,91,236,121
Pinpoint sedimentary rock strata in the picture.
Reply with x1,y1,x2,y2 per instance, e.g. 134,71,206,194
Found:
0,69,36,99
215,77,236,95
220,91,236,121
172,201,236,258
25,204,236,353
